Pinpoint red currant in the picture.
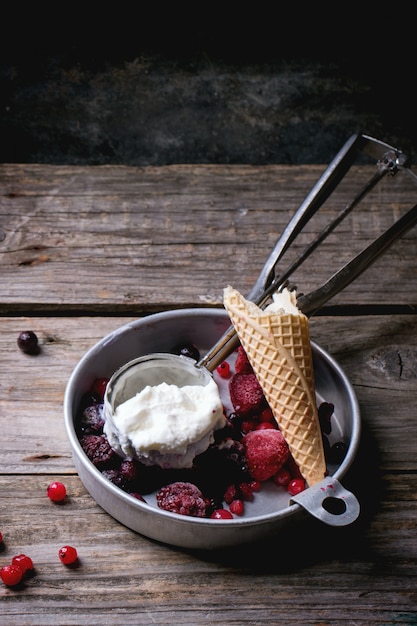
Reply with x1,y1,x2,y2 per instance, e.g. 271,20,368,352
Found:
0,532,3,543
12,554,33,574
259,407,274,423
238,482,254,501
47,481,67,502
241,418,257,433
223,484,239,504
273,467,292,487
0,564,23,586
229,499,245,516
216,361,231,379
288,478,306,496
256,421,275,430
210,509,233,520
91,377,109,400
58,545,78,565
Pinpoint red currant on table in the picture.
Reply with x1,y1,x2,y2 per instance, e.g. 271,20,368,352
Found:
216,361,231,379
47,481,67,502
0,564,23,586
17,330,39,355
58,545,78,565
12,554,34,574
287,478,306,496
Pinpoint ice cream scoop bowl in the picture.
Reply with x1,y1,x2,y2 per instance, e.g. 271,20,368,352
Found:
64,308,361,548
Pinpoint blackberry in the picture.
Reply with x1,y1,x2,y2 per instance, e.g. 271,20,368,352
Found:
172,343,200,362
80,435,118,469
318,402,334,435
78,404,104,435
156,482,208,517
102,469,127,489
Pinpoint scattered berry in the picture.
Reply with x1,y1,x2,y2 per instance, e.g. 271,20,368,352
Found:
17,330,39,355
229,372,266,417
241,418,258,433
80,434,118,468
273,467,292,487
58,545,78,565
224,483,239,504
129,492,146,502
0,564,23,586
172,343,200,362
216,361,231,379
243,429,290,481
329,441,348,464
91,377,109,400
12,554,33,574
288,478,306,496
78,403,104,435
318,402,334,435
259,406,274,423
210,509,234,519
229,499,245,516
47,481,67,502
238,481,256,501
234,346,253,373
156,482,208,517
256,421,275,430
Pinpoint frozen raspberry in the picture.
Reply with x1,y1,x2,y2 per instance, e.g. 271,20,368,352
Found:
80,435,118,469
78,404,104,435
156,482,208,518
234,346,253,373
229,372,266,418
243,429,290,481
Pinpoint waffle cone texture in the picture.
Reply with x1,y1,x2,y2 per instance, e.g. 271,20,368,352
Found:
223,286,326,486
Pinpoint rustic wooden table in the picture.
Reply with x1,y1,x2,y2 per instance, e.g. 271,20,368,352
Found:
1,163,417,625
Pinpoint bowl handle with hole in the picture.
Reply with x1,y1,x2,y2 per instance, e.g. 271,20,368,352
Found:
289,476,360,526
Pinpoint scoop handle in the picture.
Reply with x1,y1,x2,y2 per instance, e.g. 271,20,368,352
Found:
289,476,360,526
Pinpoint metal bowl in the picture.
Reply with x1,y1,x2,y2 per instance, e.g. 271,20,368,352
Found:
64,308,361,549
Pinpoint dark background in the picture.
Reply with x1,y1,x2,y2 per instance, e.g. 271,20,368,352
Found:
1,10,415,166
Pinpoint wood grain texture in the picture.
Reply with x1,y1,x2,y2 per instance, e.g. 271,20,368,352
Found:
1,164,417,312
1,164,417,625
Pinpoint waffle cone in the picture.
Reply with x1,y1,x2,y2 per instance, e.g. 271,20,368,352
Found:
223,286,326,486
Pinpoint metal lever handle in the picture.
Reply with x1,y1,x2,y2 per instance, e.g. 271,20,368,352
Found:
298,201,417,317
198,134,416,372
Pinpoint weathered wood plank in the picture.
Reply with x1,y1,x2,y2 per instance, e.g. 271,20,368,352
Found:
1,314,416,475
0,472,416,624
1,164,417,312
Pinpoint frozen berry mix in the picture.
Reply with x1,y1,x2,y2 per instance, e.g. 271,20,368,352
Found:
156,482,208,517
75,343,346,520
243,429,290,481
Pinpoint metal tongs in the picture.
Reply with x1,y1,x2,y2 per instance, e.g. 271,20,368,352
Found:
199,133,417,371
